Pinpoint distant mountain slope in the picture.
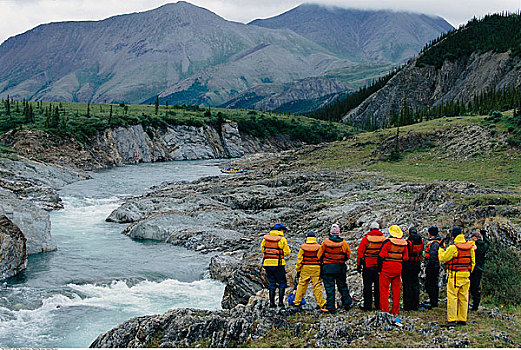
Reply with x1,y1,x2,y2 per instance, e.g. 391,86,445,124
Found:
249,4,453,63
0,2,452,109
0,2,349,104
342,13,521,128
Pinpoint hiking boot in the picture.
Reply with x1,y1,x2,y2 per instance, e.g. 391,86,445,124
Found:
269,290,276,308
457,321,467,326
278,288,286,307
443,321,457,327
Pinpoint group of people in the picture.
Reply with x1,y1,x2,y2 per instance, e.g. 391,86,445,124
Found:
260,221,490,325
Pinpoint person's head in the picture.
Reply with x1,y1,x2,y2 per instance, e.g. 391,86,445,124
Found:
370,221,380,230
389,225,403,239
330,223,341,235
306,231,316,238
408,226,418,236
272,223,286,232
471,230,481,242
451,226,462,238
428,226,439,237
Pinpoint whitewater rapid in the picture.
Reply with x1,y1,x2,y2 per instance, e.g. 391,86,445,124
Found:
0,160,226,347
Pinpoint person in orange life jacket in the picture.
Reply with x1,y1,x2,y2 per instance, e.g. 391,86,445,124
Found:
317,223,353,313
356,221,385,311
438,227,476,325
260,223,291,308
293,231,326,309
402,226,424,311
377,225,409,315
469,229,489,311
424,226,442,308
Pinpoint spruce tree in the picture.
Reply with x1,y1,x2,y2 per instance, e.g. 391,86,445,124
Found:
155,96,159,115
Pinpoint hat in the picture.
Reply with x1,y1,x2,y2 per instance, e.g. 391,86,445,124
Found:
428,226,439,236
306,231,316,238
272,223,286,231
389,225,403,239
409,227,418,235
370,221,380,230
330,223,340,234
471,231,482,240
451,227,462,238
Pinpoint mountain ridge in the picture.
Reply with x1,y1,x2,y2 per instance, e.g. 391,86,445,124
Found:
0,2,452,109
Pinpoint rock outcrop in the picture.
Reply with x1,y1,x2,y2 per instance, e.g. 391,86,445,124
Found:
0,215,27,280
343,52,521,127
2,123,300,170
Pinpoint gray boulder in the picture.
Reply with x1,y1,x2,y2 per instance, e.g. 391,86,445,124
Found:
0,215,27,280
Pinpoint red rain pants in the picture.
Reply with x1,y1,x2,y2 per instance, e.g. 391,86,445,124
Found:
379,271,401,315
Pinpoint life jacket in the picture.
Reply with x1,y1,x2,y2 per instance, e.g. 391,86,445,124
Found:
363,235,386,260
384,238,407,263
301,242,320,265
321,238,347,264
446,242,473,272
263,234,284,264
425,239,441,260
407,239,424,263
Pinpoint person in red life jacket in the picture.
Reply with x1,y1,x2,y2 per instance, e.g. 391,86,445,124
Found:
402,226,424,311
317,223,353,313
438,227,476,326
293,231,326,309
260,223,291,308
424,226,442,309
356,221,385,311
377,225,409,315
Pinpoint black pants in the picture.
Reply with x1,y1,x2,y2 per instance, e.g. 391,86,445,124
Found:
402,261,421,311
425,262,440,307
469,269,483,311
264,266,287,291
362,267,380,310
322,263,352,312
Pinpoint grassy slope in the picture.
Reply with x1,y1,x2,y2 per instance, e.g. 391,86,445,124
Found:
297,112,521,190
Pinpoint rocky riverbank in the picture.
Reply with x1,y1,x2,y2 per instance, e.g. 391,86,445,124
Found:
0,121,299,280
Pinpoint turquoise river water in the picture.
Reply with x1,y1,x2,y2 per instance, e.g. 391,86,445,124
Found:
0,160,226,347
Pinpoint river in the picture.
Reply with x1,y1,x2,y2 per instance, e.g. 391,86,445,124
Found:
0,160,226,348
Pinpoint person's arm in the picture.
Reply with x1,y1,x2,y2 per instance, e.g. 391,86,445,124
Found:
260,238,266,252
296,248,304,272
357,237,368,266
317,243,325,261
438,245,457,263
403,242,409,262
344,241,351,260
471,245,476,272
280,238,291,257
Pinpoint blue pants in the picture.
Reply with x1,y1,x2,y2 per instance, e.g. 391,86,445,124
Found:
264,266,287,291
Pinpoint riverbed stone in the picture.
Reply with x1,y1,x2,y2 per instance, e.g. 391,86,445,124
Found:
0,215,27,280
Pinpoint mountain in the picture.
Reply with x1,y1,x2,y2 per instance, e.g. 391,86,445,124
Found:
342,13,521,127
250,4,454,64
0,2,452,109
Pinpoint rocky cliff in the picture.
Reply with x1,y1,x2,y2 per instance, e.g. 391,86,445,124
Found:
0,215,27,280
343,52,521,127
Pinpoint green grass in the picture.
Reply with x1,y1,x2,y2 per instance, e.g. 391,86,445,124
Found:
297,113,521,190
0,100,355,145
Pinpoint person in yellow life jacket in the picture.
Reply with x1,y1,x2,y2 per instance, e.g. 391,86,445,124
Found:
438,227,476,326
260,223,291,308
293,231,326,309
377,225,409,316
317,223,353,313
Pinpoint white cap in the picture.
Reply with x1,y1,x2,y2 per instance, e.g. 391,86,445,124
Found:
370,221,380,230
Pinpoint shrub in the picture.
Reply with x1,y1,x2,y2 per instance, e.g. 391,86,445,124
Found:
482,239,521,306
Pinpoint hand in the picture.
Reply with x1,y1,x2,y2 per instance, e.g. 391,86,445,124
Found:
356,265,362,273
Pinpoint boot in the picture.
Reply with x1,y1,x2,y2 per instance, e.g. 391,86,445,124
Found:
269,289,276,308
278,288,286,307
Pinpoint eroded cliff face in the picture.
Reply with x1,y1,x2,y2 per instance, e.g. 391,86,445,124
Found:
92,122,299,167
0,215,27,280
343,52,521,127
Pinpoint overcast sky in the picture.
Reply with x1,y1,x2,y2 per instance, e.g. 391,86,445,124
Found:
1,0,520,44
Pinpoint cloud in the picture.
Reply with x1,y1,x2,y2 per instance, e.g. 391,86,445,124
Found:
0,0,520,44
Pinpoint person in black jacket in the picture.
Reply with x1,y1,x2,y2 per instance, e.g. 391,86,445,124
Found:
402,226,424,311
424,226,442,309
469,229,490,311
